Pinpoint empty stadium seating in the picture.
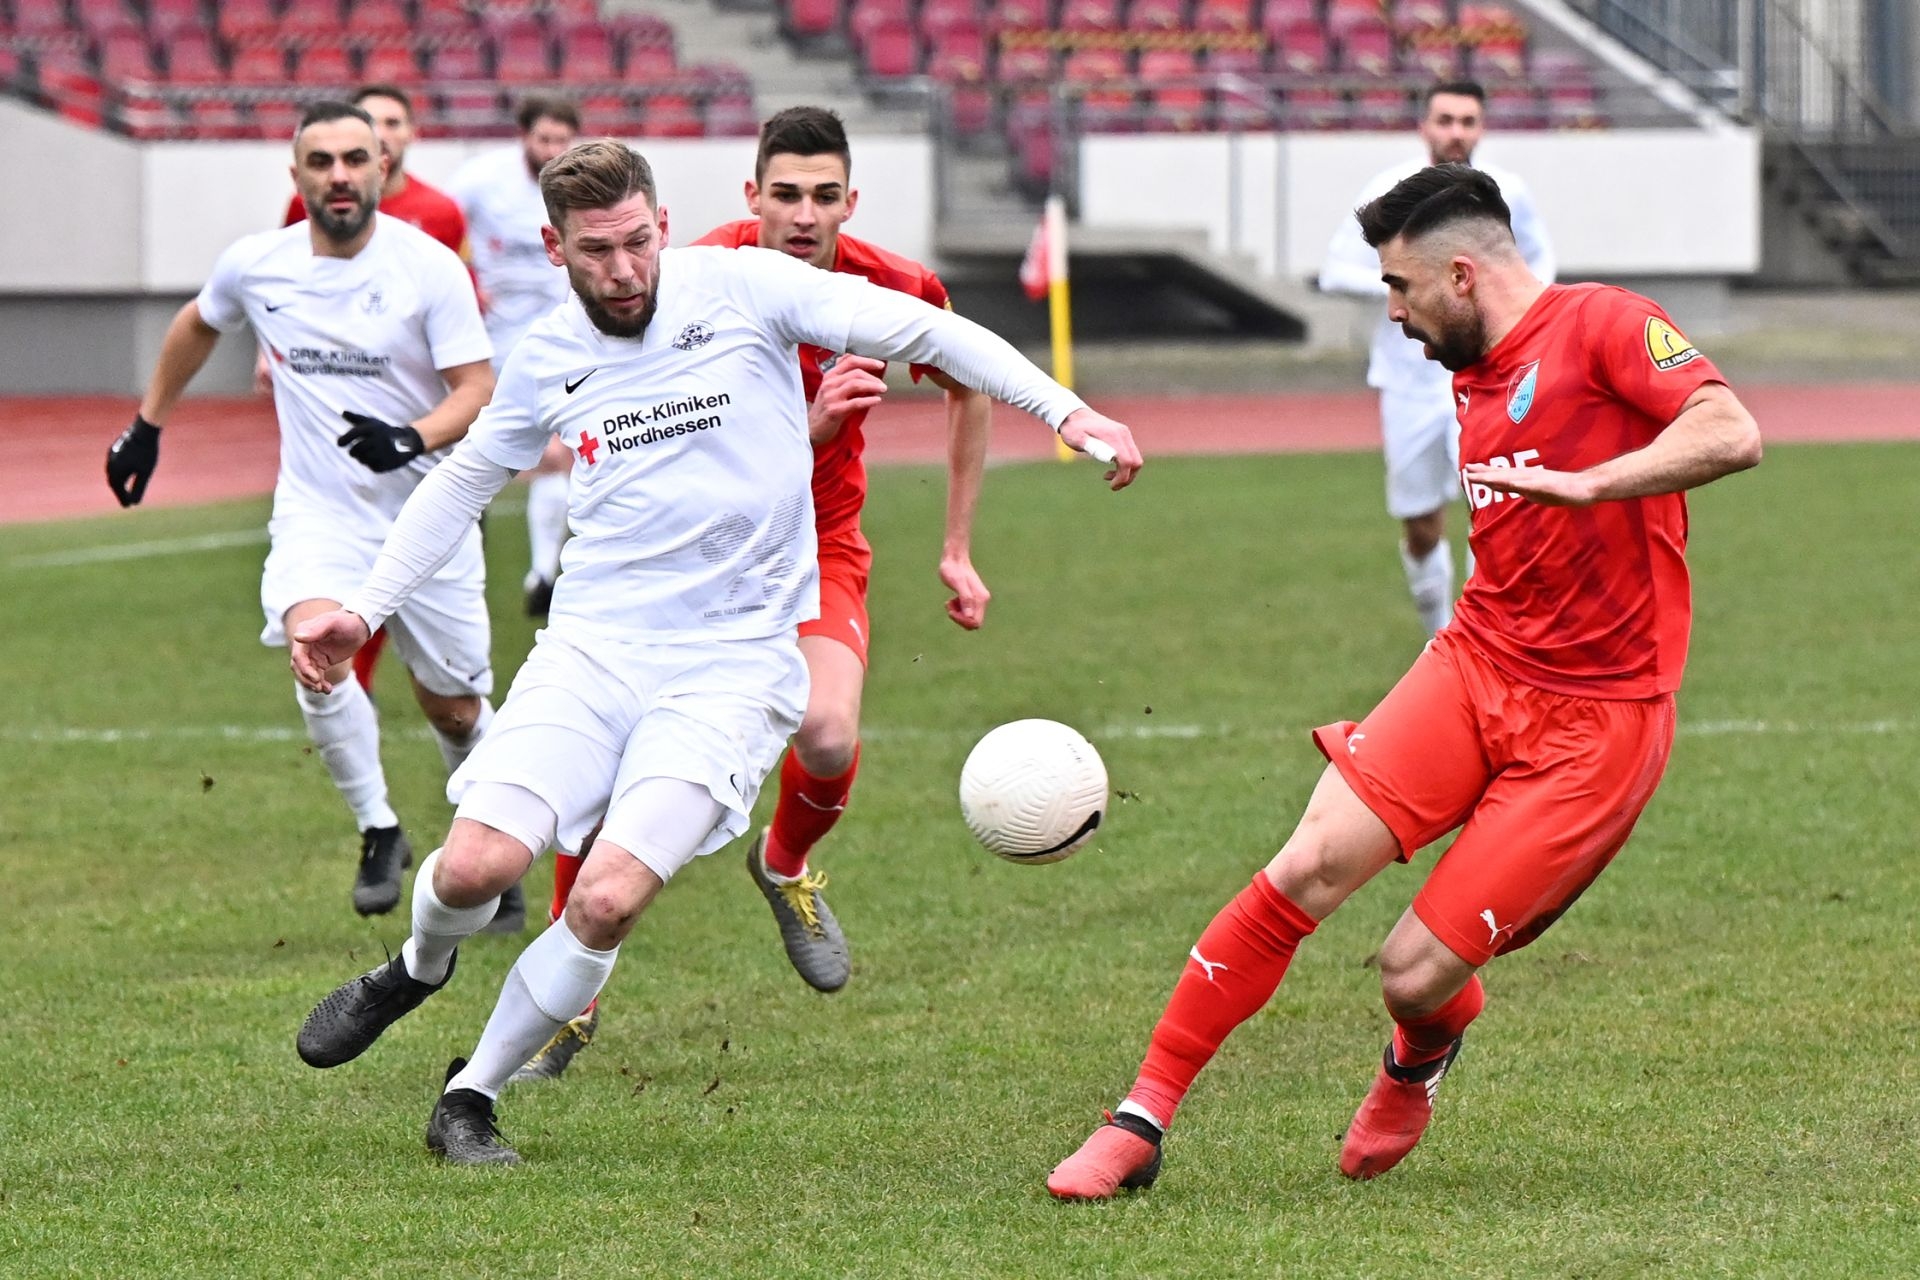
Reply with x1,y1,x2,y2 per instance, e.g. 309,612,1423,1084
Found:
0,0,756,140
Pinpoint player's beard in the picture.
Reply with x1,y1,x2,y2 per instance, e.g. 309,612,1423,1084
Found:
308,186,378,244
1405,305,1486,372
571,264,658,339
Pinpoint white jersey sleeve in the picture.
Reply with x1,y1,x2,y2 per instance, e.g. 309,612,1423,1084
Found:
342,440,514,631
1318,164,1412,298
194,233,272,332
420,247,492,371
1494,168,1558,284
462,334,555,471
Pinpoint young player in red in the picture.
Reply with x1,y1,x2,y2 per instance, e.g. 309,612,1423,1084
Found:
1047,164,1764,1199
277,84,470,699
513,106,998,1081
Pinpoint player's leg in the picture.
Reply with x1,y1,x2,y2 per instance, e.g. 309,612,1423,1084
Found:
749,555,869,992
350,627,390,698
523,437,571,618
430,778,723,1164
282,596,411,915
1340,671,1677,1180
512,822,603,1085
1382,388,1461,636
1049,636,1491,1200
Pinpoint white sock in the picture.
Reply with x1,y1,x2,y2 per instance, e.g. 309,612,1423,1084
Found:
1400,538,1454,637
295,679,397,831
402,849,500,985
525,472,569,584
433,700,494,775
449,917,618,1098
1115,1098,1168,1134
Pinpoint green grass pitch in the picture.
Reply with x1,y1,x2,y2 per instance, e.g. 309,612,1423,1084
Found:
1,444,1916,1277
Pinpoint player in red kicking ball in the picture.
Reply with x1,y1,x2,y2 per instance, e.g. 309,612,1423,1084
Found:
1047,163,1763,1198
512,106,998,1080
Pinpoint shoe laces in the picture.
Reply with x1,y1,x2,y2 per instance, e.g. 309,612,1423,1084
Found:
774,870,830,936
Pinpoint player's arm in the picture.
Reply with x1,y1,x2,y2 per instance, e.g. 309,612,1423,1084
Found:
1318,183,1393,298
1505,179,1558,284
335,359,494,473
106,300,222,507
926,370,993,629
1468,382,1761,506
292,439,515,690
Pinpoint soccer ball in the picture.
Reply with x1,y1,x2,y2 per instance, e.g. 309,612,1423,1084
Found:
959,719,1108,864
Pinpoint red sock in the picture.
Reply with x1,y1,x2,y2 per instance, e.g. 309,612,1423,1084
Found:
1390,975,1486,1067
765,746,859,878
1125,872,1318,1129
549,849,584,925
352,626,389,695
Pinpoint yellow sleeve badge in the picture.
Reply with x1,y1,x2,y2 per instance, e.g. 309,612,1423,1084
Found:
1645,317,1701,371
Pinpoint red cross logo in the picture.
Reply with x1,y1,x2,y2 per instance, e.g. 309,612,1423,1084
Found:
577,430,601,465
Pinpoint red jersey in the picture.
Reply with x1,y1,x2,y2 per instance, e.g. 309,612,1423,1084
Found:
283,174,468,257
692,219,951,535
1449,284,1724,699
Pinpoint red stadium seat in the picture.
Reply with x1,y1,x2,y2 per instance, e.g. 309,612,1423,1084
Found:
1204,43,1264,75
1284,85,1347,129
427,39,489,81
1325,0,1384,39
295,40,353,86
1140,47,1205,131
988,0,1051,34
228,41,289,86
1060,0,1123,32
1193,0,1255,31
359,40,419,83
1066,46,1133,132
555,21,616,82
850,0,910,51
643,91,704,137
145,0,208,39
159,29,221,83
861,19,918,76
1273,20,1328,75
279,2,342,41
252,94,302,137
1487,84,1545,127
1404,32,1463,79
920,0,981,43
216,0,275,43
1353,86,1412,128
785,0,843,40
1339,20,1394,75
416,0,474,30
78,2,141,41
995,40,1053,83
1258,0,1317,38
189,95,249,138
1128,0,1186,30
1393,0,1449,35
99,30,158,81
623,37,676,80
344,0,411,39
611,15,677,78
492,16,553,83
14,0,76,38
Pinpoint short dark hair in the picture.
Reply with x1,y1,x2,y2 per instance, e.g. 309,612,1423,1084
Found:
294,100,374,145
1357,163,1512,249
1425,80,1486,107
755,106,850,183
516,94,581,134
352,84,414,119
540,138,657,229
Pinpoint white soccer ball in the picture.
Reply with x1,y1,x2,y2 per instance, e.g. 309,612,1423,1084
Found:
959,719,1109,864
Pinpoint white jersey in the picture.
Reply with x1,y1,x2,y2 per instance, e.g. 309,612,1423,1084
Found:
1318,158,1556,394
446,146,570,361
464,245,883,645
195,214,492,526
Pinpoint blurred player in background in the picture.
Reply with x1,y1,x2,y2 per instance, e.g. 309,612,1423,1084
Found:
270,83,471,704
1319,82,1555,636
513,106,996,1084
105,102,497,919
290,140,1140,1165
1048,164,1760,1199
449,94,579,618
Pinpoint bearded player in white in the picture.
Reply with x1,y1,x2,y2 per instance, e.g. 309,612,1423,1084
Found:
105,101,496,917
1319,81,1555,636
447,94,579,618
291,140,1143,1164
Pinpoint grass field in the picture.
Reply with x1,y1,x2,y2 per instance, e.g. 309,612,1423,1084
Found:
3,445,1918,1278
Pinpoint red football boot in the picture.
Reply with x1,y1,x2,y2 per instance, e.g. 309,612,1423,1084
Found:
1047,1111,1164,1201
1339,1037,1464,1180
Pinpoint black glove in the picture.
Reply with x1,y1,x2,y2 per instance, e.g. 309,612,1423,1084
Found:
106,413,162,507
337,411,426,473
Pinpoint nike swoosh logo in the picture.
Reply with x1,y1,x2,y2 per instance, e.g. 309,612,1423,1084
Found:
265,302,290,312
565,370,596,394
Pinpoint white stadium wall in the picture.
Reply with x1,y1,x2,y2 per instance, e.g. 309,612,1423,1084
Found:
1077,128,1762,279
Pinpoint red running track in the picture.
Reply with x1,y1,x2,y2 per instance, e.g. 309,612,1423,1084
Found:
6,384,1918,525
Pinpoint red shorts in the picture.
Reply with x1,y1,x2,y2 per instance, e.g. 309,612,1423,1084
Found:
800,527,872,666
1312,628,1675,966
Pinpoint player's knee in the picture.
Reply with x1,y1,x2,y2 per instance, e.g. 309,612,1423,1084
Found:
423,696,481,740
435,825,529,907
794,712,858,777
1403,516,1444,559
563,886,641,948
1377,943,1460,1021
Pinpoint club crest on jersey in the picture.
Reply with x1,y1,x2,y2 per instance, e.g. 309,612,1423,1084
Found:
1506,360,1540,424
1645,317,1700,371
673,322,715,351
361,287,385,315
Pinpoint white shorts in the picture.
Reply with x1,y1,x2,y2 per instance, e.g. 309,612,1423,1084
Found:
1380,387,1462,520
447,628,808,878
258,516,493,698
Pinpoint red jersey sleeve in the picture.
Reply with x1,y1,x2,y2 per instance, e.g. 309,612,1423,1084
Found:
692,220,759,249
1584,288,1724,426
283,192,305,227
